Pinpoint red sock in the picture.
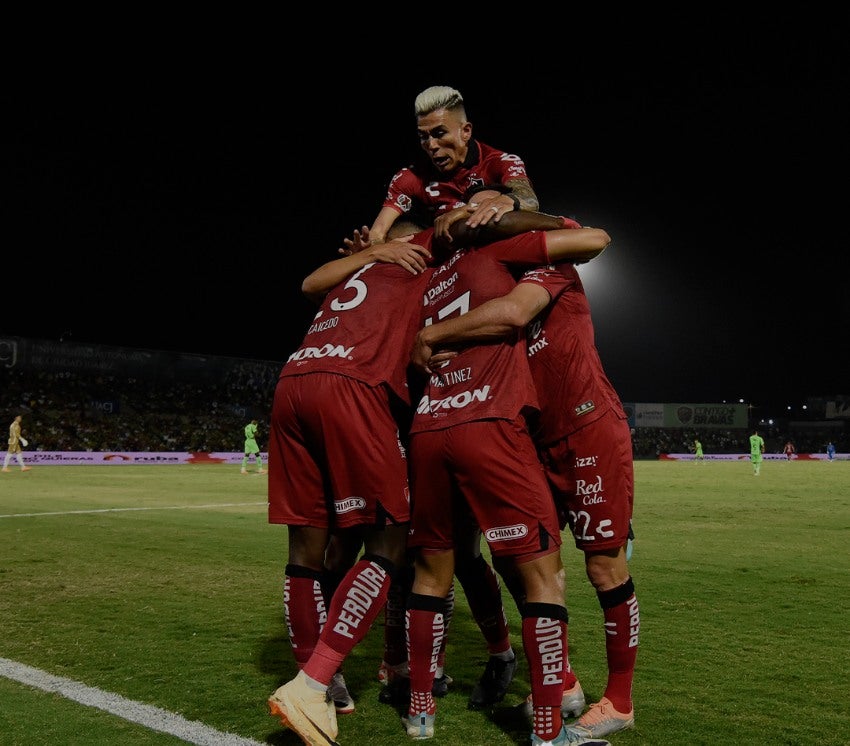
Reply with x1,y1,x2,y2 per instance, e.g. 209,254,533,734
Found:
523,603,567,741
598,578,639,712
284,565,326,669
563,622,578,690
406,594,444,715
383,567,411,669
303,556,392,685
437,583,454,670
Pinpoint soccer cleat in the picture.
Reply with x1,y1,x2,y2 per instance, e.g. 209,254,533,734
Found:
432,672,452,697
1,467,10,472
531,725,612,745
21,466,32,472
565,697,634,739
328,671,355,715
258,468,268,474
240,468,248,474
379,674,407,705
268,670,340,746
522,680,586,722
402,711,435,740
468,654,517,710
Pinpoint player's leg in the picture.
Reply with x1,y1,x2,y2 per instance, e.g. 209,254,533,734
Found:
378,555,412,692
564,546,637,741
512,549,570,745
268,524,341,743
454,527,517,711
304,524,406,718
452,418,572,745
282,525,332,670
563,417,637,741
266,374,340,742
322,533,364,714
404,548,454,739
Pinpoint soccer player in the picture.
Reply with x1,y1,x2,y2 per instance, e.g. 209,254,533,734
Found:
241,419,267,474
326,212,589,720
340,83,543,710
694,438,704,462
265,236,434,745
826,441,836,461
750,430,765,475
410,210,638,742
401,217,611,744
3,415,32,472
341,84,539,253
783,440,796,461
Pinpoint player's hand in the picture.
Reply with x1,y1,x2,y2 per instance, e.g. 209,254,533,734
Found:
433,205,476,243
366,241,431,274
339,226,372,256
465,189,513,229
411,335,457,375
426,350,457,370
410,332,434,374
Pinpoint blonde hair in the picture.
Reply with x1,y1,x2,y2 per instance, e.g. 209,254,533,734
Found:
414,86,465,118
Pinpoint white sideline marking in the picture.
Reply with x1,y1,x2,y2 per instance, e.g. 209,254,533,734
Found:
0,502,266,519
0,657,266,746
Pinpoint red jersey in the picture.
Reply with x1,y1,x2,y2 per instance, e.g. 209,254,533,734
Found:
382,140,531,222
520,263,627,445
411,230,551,433
281,262,433,405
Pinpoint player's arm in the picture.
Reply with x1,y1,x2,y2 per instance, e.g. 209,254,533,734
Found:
447,204,611,264
339,206,402,256
464,176,540,229
505,177,539,211
435,189,561,246
543,226,610,263
410,282,550,374
302,240,431,303
367,206,402,246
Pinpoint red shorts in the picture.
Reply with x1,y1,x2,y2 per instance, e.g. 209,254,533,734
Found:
267,373,410,529
538,408,633,552
408,418,561,558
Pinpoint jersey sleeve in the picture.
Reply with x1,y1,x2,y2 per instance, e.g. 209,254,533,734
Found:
518,265,571,302
381,168,421,215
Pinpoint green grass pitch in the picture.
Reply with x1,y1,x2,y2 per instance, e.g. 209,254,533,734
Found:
1,460,849,744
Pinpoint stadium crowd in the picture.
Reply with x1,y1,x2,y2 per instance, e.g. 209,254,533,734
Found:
630,426,845,458
2,349,845,457
1,362,277,453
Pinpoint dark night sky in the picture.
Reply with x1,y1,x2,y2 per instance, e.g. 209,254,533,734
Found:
6,29,848,420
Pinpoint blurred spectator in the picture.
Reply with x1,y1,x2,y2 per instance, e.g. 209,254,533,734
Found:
2,340,846,456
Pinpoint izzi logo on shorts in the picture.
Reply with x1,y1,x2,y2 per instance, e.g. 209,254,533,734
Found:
485,524,528,541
